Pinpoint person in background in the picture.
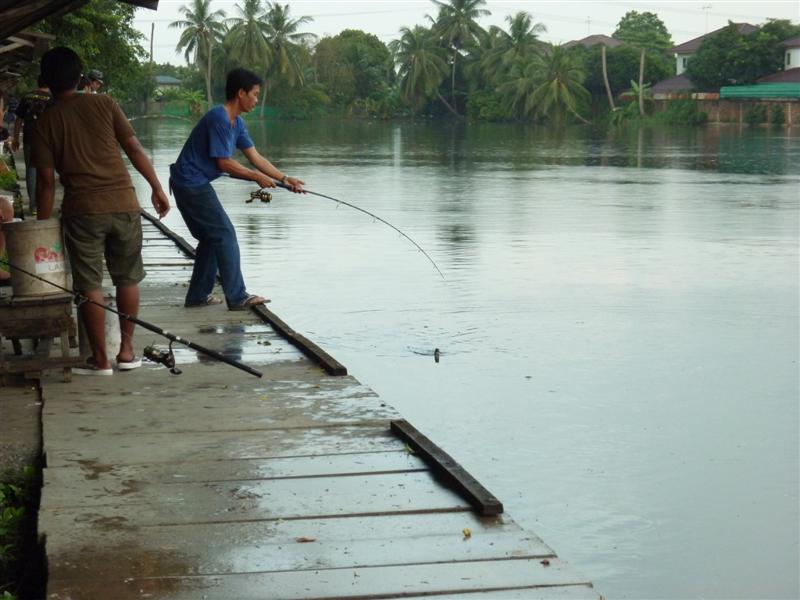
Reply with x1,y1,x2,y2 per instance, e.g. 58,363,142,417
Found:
12,76,52,214
87,69,103,93
78,75,91,94
169,67,304,310
32,47,170,375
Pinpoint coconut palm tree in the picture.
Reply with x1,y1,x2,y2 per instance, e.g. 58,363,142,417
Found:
389,25,457,115
226,0,270,68
601,45,616,111
529,45,590,124
170,0,227,106
259,2,316,113
263,2,315,87
487,12,546,71
497,54,545,118
429,0,489,112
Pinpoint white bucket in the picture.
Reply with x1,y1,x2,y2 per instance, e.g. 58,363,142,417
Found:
3,219,67,297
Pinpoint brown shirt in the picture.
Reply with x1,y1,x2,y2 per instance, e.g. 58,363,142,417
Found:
31,94,140,217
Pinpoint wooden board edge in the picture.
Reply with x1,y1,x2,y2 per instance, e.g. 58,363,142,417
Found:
390,419,504,516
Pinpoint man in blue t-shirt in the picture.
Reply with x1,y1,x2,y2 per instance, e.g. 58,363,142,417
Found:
170,68,304,310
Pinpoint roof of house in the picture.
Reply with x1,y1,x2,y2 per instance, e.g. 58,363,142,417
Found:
155,75,181,85
720,82,800,99
652,74,696,94
783,36,800,48
563,34,623,49
671,23,758,54
758,68,800,84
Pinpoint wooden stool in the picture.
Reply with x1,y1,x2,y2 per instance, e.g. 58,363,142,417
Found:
0,293,83,383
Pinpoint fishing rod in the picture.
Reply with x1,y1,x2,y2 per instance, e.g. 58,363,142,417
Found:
0,258,262,378
251,180,446,280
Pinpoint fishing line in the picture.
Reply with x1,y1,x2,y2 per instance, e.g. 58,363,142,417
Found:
262,181,446,280
0,258,262,378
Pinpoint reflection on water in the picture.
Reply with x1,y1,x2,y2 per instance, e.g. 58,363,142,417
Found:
131,119,799,600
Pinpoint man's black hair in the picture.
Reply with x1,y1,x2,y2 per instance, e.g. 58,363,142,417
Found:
225,68,263,101
37,74,47,88
40,47,82,95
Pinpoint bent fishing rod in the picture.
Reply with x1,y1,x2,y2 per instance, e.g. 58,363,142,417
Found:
250,180,445,280
0,258,262,378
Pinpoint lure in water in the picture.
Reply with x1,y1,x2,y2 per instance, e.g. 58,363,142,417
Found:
270,181,445,280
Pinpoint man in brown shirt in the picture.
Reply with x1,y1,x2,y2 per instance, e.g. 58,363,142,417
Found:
33,46,170,375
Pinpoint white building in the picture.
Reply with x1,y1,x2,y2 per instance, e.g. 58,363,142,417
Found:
671,23,757,75
785,37,800,69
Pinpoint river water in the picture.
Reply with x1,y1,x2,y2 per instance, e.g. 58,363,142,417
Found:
130,119,799,600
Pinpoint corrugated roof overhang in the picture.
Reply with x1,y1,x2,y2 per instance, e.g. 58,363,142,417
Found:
720,83,800,99
0,0,157,89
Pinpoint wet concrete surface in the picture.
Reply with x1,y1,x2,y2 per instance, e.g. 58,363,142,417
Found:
37,219,598,599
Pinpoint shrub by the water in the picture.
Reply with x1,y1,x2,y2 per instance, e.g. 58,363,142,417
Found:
770,105,785,126
744,104,768,125
651,100,708,126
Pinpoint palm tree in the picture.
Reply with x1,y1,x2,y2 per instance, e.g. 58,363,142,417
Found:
389,26,457,115
260,2,316,113
226,0,270,68
497,54,545,118
170,0,227,106
490,12,545,70
531,45,590,124
430,0,490,112
601,45,616,111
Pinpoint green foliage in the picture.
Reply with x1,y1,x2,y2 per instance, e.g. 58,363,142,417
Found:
0,468,36,599
390,26,450,111
267,83,330,119
650,99,708,126
582,44,673,101
466,89,507,121
0,171,17,192
170,0,228,105
157,88,206,115
744,104,768,125
430,0,491,115
519,45,590,124
313,30,394,109
612,10,672,51
225,0,270,69
34,0,151,105
770,104,785,126
261,2,317,90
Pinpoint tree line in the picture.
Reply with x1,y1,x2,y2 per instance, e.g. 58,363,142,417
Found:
16,0,800,125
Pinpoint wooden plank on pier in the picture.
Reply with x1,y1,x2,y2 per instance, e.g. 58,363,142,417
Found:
391,419,504,516
47,558,593,600
252,303,348,376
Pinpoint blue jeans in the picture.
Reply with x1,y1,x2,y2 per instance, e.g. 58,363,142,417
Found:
172,182,248,307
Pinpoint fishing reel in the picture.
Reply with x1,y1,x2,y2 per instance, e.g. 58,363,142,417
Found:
143,341,182,375
247,189,272,204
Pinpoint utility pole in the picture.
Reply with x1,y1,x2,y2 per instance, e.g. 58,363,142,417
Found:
702,4,712,34
149,22,154,65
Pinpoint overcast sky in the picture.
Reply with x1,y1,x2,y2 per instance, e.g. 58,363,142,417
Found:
134,0,800,66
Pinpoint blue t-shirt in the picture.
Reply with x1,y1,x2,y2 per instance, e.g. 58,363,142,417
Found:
170,105,254,187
